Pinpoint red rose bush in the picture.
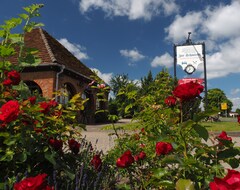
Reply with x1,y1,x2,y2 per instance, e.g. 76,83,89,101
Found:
14,173,53,190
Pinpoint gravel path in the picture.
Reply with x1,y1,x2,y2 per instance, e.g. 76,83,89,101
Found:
82,119,240,157
82,119,132,153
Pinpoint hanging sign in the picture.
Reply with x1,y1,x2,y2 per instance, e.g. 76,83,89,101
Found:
176,44,204,74
178,78,204,85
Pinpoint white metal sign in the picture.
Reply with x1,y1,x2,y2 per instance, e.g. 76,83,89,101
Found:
176,44,203,74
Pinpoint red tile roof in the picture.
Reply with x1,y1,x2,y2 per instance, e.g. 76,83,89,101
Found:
16,28,97,80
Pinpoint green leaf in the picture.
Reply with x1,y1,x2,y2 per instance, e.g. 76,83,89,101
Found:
151,168,169,179
19,13,29,20
62,167,75,180
228,158,239,168
44,151,57,166
0,150,14,161
0,132,10,138
176,179,195,190
125,104,133,113
217,148,239,159
5,17,22,28
0,45,15,57
19,53,41,66
193,124,209,141
17,152,27,163
3,137,17,146
116,184,131,190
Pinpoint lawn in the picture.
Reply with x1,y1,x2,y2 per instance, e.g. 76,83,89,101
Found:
201,121,240,132
101,121,240,132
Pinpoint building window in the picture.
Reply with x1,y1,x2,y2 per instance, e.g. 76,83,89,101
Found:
59,83,76,104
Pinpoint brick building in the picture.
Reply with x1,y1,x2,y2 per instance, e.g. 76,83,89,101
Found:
12,28,108,124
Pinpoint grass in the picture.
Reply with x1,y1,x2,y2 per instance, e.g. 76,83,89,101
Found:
101,121,240,132
101,122,141,131
201,121,240,132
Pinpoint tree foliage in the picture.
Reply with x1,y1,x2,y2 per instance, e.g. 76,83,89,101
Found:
203,88,233,113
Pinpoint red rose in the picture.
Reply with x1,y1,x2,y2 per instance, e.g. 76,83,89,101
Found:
28,96,36,105
91,154,102,171
210,169,240,190
7,70,21,85
218,131,232,142
156,142,173,156
173,82,204,101
164,96,177,107
49,138,63,151
48,100,58,107
209,177,232,190
134,151,146,162
14,173,53,190
39,102,51,114
116,150,135,168
0,100,20,124
68,139,80,154
3,79,12,86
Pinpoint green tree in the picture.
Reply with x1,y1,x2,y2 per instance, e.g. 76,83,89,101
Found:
140,70,153,95
204,88,233,114
236,108,240,115
110,74,130,96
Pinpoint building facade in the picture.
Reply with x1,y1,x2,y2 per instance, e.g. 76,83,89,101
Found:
11,28,107,124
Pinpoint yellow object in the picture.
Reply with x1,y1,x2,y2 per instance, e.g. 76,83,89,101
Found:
221,103,228,110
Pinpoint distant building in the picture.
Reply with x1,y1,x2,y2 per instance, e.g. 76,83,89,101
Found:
9,28,108,124
229,112,238,117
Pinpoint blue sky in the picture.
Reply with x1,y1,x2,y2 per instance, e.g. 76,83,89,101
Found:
1,0,240,110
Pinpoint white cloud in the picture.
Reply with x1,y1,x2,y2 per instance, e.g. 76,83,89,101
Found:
203,1,240,40
165,1,240,80
133,79,141,87
165,12,203,43
231,88,240,96
151,52,173,68
79,0,179,20
202,37,240,79
120,48,145,62
58,38,89,60
91,68,113,84
229,97,240,111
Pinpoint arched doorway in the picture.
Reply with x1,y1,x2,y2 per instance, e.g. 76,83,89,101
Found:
24,80,43,95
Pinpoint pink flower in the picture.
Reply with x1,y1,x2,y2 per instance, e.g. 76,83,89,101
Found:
156,142,173,156
116,150,135,168
97,83,106,89
0,100,20,124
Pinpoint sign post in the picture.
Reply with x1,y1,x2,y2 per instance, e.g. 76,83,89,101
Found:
174,32,208,109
